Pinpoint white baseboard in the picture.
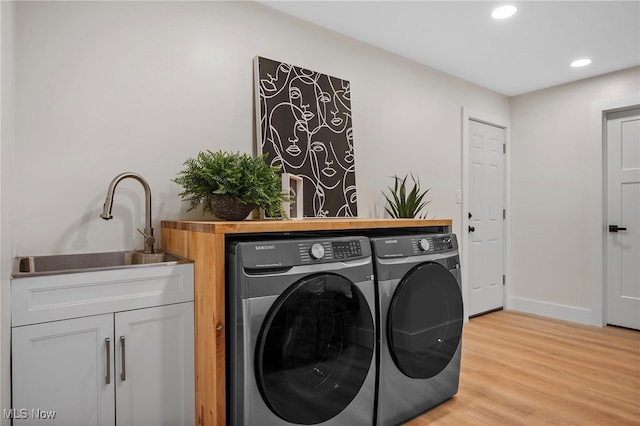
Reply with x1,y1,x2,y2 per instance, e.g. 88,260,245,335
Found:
507,296,592,326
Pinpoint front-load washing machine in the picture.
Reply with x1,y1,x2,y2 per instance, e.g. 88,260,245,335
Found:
371,233,463,426
226,235,376,426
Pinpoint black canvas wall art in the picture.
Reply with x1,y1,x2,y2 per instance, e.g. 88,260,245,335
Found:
255,56,357,217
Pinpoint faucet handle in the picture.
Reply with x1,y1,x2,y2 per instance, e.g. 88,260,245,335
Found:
136,228,152,239
137,228,156,252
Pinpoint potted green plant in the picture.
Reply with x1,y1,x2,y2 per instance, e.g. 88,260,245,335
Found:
173,150,289,220
382,174,431,218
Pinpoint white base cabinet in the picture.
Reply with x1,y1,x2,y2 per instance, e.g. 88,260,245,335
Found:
12,314,115,425
11,262,195,426
115,303,194,426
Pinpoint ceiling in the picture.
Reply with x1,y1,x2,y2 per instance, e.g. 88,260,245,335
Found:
257,1,640,96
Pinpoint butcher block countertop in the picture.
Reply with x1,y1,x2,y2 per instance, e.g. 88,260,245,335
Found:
160,217,452,426
161,217,452,234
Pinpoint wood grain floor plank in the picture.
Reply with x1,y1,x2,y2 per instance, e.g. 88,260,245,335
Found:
405,310,640,425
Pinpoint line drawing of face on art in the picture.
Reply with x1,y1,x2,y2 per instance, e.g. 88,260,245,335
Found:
310,139,343,190
288,71,328,136
259,62,292,99
319,78,351,134
311,127,355,178
309,167,356,218
267,102,311,170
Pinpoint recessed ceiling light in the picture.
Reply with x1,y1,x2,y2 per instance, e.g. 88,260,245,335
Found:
570,59,592,68
492,5,517,20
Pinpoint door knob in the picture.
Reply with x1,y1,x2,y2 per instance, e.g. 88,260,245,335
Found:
609,225,627,232
468,226,475,233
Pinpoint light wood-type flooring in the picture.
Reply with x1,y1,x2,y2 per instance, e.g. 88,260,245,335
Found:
407,310,640,425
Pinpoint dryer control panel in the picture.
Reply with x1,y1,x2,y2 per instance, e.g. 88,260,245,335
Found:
412,235,454,254
372,234,458,259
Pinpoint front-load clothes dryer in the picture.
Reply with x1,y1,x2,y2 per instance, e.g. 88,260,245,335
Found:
226,236,377,426
371,233,463,426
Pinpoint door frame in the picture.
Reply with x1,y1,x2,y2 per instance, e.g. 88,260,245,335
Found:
590,95,640,326
461,108,511,322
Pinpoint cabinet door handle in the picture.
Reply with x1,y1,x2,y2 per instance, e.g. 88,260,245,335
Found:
105,338,111,385
120,336,126,382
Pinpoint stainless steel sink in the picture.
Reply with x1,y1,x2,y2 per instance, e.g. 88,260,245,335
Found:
12,250,192,278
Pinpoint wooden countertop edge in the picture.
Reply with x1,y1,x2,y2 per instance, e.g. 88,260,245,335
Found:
160,218,452,234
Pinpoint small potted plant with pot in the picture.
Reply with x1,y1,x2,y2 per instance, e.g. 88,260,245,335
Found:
173,150,289,220
382,174,431,218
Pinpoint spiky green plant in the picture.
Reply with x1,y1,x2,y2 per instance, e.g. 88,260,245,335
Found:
173,150,289,218
383,174,431,218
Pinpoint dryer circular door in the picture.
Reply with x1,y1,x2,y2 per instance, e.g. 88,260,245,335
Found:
387,261,463,379
255,273,375,425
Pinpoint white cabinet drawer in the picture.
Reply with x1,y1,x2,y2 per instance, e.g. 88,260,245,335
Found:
12,263,194,326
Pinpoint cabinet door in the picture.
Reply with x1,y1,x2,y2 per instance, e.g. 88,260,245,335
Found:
11,314,115,426
115,302,195,426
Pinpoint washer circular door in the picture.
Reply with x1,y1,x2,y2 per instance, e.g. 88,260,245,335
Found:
256,273,375,425
387,261,463,379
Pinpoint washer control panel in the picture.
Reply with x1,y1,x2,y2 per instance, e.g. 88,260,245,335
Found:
331,240,363,259
238,237,370,269
298,239,363,264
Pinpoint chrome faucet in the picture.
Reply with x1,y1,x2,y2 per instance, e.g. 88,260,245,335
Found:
100,172,155,254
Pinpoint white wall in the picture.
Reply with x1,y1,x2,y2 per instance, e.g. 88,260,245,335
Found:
0,1,15,422
510,67,640,324
13,1,509,256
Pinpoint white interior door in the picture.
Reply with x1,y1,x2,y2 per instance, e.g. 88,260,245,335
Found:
606,107,640,330
468,119,505,316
